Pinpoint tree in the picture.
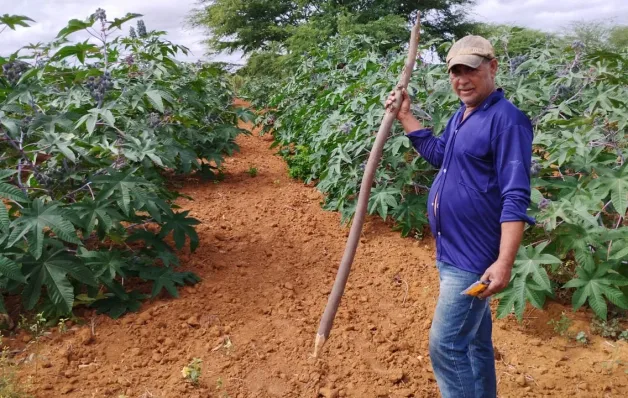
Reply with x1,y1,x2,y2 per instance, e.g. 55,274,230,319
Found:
189,0,476,55
564,20,612,50
469,23,552,57
609,25,628,50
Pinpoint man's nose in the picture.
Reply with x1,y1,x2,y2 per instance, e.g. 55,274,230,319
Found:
456,74,471,85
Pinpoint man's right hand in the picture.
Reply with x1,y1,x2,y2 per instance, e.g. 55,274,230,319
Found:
385,88,422,133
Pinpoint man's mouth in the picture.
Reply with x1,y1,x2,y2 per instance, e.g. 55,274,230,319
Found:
459,88,474,95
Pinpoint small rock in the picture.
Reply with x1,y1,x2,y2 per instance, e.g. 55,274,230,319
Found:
61,385,75,394
22,334,32,343
396,388,415,397
118,377,131,387
516,374,526,387
78,327,95,345
389,369,405,383
152,353,162,363
186,315,200,327
310,372,321,382
529,339,542,347
130,347,142,357
284,282,294,291
271,222,279,228
137,312,152,324
41,360,52,368
215,233,228,241
318,387,339,398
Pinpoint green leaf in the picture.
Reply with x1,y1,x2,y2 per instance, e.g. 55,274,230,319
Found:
564,264,628,320
8,199,80,259
139,267,200,298
611,246,628,260
107,13,142,31
78,249,127,281
56,18,95,38
392,193,428,237
0,14,35,30
90,290,147,319
589,164,628,216
496,243,560,320
92,169,148,216
72,198,122,238
21,249,94,314
0,255,25,282
368,186,399,220
158,210,200,252
145,90,165,113
51,42,100,63
101,109,115,127
87,113,98,134
0,170,29,202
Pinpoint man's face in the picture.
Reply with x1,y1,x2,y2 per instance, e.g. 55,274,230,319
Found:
449,58,498,108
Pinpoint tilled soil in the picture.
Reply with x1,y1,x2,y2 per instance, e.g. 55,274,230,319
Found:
8,115,628,398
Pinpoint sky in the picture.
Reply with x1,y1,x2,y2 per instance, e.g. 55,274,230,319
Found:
1,0,627,64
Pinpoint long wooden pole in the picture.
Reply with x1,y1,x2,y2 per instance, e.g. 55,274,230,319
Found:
313,13,422,358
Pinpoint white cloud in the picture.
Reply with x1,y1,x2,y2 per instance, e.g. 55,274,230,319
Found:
1,0,626,65
0,0,243,64
470,0,628,32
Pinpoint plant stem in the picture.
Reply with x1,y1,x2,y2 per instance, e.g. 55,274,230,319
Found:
596,200,612,219
61,181,93,200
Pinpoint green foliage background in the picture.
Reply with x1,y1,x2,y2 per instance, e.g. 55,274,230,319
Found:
245,30,628,322
0,12,251,319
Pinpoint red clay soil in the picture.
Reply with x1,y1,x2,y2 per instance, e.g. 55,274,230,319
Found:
7,115,628,398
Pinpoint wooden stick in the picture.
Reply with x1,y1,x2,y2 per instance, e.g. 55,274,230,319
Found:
313,13,422,358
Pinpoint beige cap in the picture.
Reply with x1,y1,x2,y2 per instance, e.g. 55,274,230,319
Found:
446,35,495,71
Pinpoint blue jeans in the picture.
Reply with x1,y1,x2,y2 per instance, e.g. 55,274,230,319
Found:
429,261,497,398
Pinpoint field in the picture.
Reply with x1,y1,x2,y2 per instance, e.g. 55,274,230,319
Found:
6,117,628,397
1,8,628,398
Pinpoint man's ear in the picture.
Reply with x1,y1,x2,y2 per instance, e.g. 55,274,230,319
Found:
489,58,499,78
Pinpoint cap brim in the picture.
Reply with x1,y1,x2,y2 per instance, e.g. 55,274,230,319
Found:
447,54,485,71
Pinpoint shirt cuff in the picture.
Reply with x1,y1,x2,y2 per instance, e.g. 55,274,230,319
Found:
500,212,536,226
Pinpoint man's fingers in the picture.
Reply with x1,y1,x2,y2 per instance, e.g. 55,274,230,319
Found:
478,284,496,299
478,280,506,299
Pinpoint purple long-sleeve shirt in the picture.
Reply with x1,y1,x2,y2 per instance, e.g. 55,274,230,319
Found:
407,89,535,274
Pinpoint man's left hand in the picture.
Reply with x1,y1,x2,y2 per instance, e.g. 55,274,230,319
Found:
477,260,512,299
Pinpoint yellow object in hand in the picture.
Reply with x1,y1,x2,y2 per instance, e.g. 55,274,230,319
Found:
461,281,490,297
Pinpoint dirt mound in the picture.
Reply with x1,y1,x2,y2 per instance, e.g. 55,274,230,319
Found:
7,118,628,397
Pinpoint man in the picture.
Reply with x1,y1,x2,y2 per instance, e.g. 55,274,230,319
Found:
386,35,535,397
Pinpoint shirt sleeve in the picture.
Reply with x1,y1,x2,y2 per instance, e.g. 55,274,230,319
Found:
491,124,536,225
406,128,448,169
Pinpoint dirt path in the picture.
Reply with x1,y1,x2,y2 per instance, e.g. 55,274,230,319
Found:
10,118,628,398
